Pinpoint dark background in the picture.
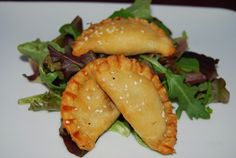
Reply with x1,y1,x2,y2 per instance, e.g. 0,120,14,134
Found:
2,0,235,11
81,0,236,11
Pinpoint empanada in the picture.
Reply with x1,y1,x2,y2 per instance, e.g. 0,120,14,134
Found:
73,18,175,57
96,55,177,154
61,58,120,151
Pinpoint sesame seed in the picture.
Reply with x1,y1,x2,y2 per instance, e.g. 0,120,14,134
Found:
95,109,103,113
119,96,124,100
162,111,165,118
92,87,96,91
86,96,91,100
84,36,88,41
97,40,103,45
106,28,114,34
139,79,143,83
65,120,71,125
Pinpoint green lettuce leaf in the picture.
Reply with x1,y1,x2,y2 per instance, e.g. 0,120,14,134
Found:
132,131,148,148
109,120,131,137
18,91,61,112
211,78,230,103
109,0,172,36
176,57,200,72
109,0,152,20
196,81,213,105
18,39,67,91
39,65,66,91
17,39,49,64
140,55,211,119
151,18,172,36
59,24,81,40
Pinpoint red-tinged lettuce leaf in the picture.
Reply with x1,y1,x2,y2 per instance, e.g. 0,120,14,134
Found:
183,51,219,80
47,45,81,80
48,45,97,80
211,78,230,103
22,59,40,81
174,31,188,56
59,126,88,157
18,39,50,81
185,72,207,85
166,73,210,119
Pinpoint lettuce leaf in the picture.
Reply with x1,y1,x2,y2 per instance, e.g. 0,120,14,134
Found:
109,0,172,36
59,24,81,40
176,57,200,73
17,39,49,64
140,55,211,119
211,78,230,103
39,65,66,91
18,91,61,112
109,0,152,20
132,131,148,148
109,120,131,137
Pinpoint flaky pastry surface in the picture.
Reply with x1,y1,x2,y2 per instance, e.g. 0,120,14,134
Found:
96,55,177,154
73,18,175,57
61,58,120,151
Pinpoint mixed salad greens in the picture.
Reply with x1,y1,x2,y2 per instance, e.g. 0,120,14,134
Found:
18,0,230,154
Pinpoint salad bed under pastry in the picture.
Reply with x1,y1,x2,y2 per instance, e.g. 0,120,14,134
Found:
17,0,230,157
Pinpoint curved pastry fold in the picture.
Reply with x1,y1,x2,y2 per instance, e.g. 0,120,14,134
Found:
73,18,176,57
61,58,120,151
61,55,177,154
95,55,177,154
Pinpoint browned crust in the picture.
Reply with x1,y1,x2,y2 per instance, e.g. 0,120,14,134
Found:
72,17,176,57
61,58,118,151
96,55,177,154
61,55,177,154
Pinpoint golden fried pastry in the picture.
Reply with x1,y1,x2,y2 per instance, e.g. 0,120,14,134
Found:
73,18,176,57
96,55,177,154
61,58,120,151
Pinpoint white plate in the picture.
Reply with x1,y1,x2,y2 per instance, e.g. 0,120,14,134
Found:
0,2,236,158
